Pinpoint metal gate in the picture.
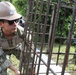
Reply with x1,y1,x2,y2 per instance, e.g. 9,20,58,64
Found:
19,0,76,75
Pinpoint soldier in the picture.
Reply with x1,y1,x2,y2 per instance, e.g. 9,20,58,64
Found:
0,1,25,75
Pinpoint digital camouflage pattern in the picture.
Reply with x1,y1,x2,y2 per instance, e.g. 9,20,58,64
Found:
0,25,24,75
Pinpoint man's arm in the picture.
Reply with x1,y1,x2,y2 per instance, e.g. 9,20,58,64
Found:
0,48,20,75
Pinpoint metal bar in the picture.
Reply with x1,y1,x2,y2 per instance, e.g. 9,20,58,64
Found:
46,4,57,75
37,0,51,74
35,0,44,75
19,0,76,75
36,52,57,75
25,0,35,74
31,0,39,69
46,0,61,74
56,7,67,65
61,2,76,75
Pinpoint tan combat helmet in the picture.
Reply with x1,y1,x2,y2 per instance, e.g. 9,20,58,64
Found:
0,1,21,20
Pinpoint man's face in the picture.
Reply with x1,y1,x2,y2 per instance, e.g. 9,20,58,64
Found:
1,19,20,35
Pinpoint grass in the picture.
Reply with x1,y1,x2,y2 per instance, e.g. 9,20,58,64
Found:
8,44,76,75
50,44,76,75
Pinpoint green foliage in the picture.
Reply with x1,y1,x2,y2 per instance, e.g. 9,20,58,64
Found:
12,0,75,40
56,7,72,37
13,0,27,16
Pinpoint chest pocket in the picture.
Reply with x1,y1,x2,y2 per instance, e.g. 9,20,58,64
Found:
0,35,23,50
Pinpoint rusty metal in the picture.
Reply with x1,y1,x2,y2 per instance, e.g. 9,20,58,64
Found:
61,2,76,75
19,0,76,75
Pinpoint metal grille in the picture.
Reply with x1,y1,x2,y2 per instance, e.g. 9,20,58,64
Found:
20,0,76,75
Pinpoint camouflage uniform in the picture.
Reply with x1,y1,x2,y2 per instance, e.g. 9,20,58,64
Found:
0,26,24,75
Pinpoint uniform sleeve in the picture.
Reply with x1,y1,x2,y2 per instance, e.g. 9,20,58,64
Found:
0,48,11,72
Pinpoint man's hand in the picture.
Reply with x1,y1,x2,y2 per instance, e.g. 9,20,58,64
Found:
14,70,20,75
9,64,20,75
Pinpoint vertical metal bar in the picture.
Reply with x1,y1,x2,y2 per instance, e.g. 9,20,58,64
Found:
56,8,67,65
36,0,44,75
23,0,32,74
46,4,57,75
47,4,57,53
61,3,76,75
25,0,35,75
31,1,39,74
36,0,51,75
46,0,61,75
36,52,57,73
19,0,31,74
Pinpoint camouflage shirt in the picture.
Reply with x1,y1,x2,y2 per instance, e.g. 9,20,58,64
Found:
0,25,24,75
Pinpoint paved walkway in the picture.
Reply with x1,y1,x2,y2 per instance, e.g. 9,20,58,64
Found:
35,50,70,75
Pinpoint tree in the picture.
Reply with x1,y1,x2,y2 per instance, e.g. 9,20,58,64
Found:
13,0,27,16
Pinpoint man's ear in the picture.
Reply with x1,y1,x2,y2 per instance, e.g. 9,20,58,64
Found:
0,22,2,27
